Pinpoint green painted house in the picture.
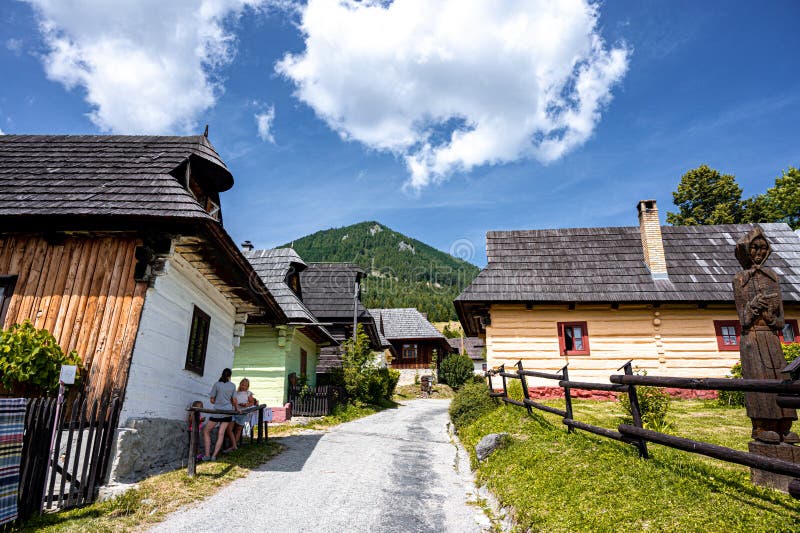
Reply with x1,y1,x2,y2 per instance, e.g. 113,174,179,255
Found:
233,247,336,407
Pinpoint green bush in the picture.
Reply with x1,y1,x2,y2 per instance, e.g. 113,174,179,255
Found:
331,325,398,405
618,377,673,432
506,379,525,402
0,320,83,394
449,380,499,430
717,345,798,408
439,352,474,389
717,361,745,407
784,343,800,364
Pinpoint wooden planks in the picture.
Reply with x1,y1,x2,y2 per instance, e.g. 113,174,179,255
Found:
485,303,800,384
0,235,148,405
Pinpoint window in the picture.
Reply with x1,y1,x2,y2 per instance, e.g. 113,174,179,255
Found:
0,276,16,327
781,320,799,344
557,322,590,356
300,349,308,378
714,320,741,351
402,344,418,360
185,306,211,375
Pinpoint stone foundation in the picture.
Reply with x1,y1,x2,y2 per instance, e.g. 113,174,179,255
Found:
748,441,800,493
108,418,189,483
396,369,431,386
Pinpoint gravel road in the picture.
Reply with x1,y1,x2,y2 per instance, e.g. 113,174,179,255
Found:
151,399,488,533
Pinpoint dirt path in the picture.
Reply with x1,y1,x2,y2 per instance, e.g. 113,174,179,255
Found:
151,399,487,532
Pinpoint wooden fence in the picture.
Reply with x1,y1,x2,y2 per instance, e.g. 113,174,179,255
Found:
487,358,800,499
288,385,343,417
9,394,122,526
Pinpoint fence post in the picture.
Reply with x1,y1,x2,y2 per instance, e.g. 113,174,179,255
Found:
622,361,649,459
257,406,264,444
516,360,533,416
486,369,494,393
499,364,508,399
561,365,574,433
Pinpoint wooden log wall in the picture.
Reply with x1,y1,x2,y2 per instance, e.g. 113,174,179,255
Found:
486,303,800,385
0,235,148,404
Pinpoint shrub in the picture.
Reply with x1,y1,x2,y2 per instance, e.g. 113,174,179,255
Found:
717,345,798,408
618,375,673,432
331,325,398,405
450,381,499,430
0,320,83,394
506,379,525,402
717,361,745,407
439,352,474,389
784,343,800,365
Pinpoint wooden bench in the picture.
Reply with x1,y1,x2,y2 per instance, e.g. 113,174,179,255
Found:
185,404,268,476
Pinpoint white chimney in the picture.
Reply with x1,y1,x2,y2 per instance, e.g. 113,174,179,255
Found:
637,200,668,280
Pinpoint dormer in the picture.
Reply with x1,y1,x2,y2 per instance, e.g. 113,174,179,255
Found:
168,136,234,225
285,267,303,299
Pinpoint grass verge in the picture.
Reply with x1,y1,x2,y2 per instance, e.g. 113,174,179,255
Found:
18,441,283,533
457,399,800,532
394,383,455,401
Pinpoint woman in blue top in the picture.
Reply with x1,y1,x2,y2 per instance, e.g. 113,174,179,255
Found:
202,368,240,460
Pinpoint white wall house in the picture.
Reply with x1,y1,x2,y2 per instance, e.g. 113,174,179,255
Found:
121,253,239,422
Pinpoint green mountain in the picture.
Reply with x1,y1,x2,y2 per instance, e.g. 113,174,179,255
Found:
283,221,480,322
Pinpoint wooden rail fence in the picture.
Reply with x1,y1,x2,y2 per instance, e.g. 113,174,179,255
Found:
288,385,342,417
8,393,123,528
486,359,800,499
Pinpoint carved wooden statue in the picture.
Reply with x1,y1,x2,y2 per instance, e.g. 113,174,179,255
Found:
734,227,798,444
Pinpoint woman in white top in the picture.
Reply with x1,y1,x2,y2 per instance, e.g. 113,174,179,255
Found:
232,378,258,446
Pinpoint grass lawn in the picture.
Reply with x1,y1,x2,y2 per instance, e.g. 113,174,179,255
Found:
19,441,283,532
458,399,800,532
394,382,456,401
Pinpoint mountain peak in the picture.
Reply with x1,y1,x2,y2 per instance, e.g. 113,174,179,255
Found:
282,221,479,321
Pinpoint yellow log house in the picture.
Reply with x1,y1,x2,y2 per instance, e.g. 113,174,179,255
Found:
455,201,800,388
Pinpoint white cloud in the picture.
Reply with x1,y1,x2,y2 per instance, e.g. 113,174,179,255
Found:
254,105,276,143
5,38,23,55
277,0,629,189
25,0,265,134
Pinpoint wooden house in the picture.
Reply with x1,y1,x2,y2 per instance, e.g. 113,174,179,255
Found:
234,247,337,408
0,134,285,478
447,336,487,374
455,200,800,395
298,263,385,383
369,308,451,384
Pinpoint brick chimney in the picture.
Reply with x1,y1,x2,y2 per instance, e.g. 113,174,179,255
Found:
637,200,668,280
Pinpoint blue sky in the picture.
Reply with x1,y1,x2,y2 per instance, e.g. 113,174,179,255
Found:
1,1,799,267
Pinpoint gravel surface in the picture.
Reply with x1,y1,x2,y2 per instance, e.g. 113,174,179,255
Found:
151,399,488,533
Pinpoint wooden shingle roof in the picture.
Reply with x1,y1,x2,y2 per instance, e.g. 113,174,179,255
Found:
369,308,445,341
457,223,800,305
299,263,370,320
0,134,286,321
0,134,232,221
245,248,336,343
447,337,486,361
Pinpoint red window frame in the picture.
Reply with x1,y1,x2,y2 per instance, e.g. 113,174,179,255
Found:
714,320,741,351
781,319,799,344
557,321,590,356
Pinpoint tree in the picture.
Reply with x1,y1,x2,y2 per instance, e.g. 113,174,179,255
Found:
762,167,800,229
666,165,744,226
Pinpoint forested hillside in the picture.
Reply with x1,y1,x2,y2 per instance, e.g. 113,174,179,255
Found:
283,221,480,321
